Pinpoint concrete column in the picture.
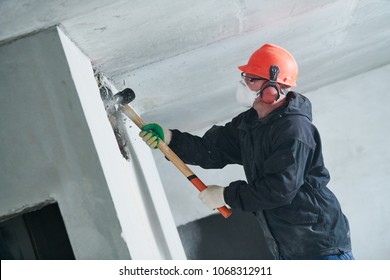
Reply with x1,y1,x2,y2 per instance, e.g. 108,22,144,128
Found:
0,26,185,260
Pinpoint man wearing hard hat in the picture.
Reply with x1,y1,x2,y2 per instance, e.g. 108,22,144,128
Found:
140,43,354,260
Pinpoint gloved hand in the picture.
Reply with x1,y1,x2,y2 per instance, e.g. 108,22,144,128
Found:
139,123,172,149
199,185,226,210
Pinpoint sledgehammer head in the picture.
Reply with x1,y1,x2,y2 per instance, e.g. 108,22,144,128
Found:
113,88,136,105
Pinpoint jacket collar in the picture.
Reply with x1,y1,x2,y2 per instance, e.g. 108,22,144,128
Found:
237,92,312,131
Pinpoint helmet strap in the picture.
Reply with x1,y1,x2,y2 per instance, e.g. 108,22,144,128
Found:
259,65,281,102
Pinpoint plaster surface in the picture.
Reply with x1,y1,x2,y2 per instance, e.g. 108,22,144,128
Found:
1,0,389,260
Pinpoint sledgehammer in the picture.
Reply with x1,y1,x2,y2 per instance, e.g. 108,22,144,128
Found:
112,88,232,218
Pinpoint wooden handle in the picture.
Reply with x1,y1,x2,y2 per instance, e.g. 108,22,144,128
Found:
120,104,232,218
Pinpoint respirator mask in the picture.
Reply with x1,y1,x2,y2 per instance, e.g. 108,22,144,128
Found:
235,80,260,108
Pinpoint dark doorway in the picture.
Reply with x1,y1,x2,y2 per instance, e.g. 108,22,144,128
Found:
0,202,75,260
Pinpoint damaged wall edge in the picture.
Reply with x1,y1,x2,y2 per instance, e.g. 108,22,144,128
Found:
93,72,187,260
95,73,131,160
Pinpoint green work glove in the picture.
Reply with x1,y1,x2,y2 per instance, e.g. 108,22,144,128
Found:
139,123,172,149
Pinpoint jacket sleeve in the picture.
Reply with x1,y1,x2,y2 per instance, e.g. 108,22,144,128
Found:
224,138,313,211
168,121,242,169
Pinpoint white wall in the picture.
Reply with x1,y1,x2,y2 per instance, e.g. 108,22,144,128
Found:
155,64,390,260
58,27,185,260
0,27,128,259
0,26,186,260
306,64,390,260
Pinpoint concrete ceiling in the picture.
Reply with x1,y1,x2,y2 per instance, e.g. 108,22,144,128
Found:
1,0,390,131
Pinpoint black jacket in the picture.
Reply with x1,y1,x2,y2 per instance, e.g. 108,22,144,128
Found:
169,92,351,258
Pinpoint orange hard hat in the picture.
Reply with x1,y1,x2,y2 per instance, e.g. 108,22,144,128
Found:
238,43,298,87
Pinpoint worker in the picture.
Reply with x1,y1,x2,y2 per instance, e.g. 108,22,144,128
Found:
139,43,354,260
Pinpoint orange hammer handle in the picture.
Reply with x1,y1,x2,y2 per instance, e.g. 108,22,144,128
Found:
120,104,232,218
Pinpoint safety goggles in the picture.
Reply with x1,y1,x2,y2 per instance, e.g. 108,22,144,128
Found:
241,72,267,85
